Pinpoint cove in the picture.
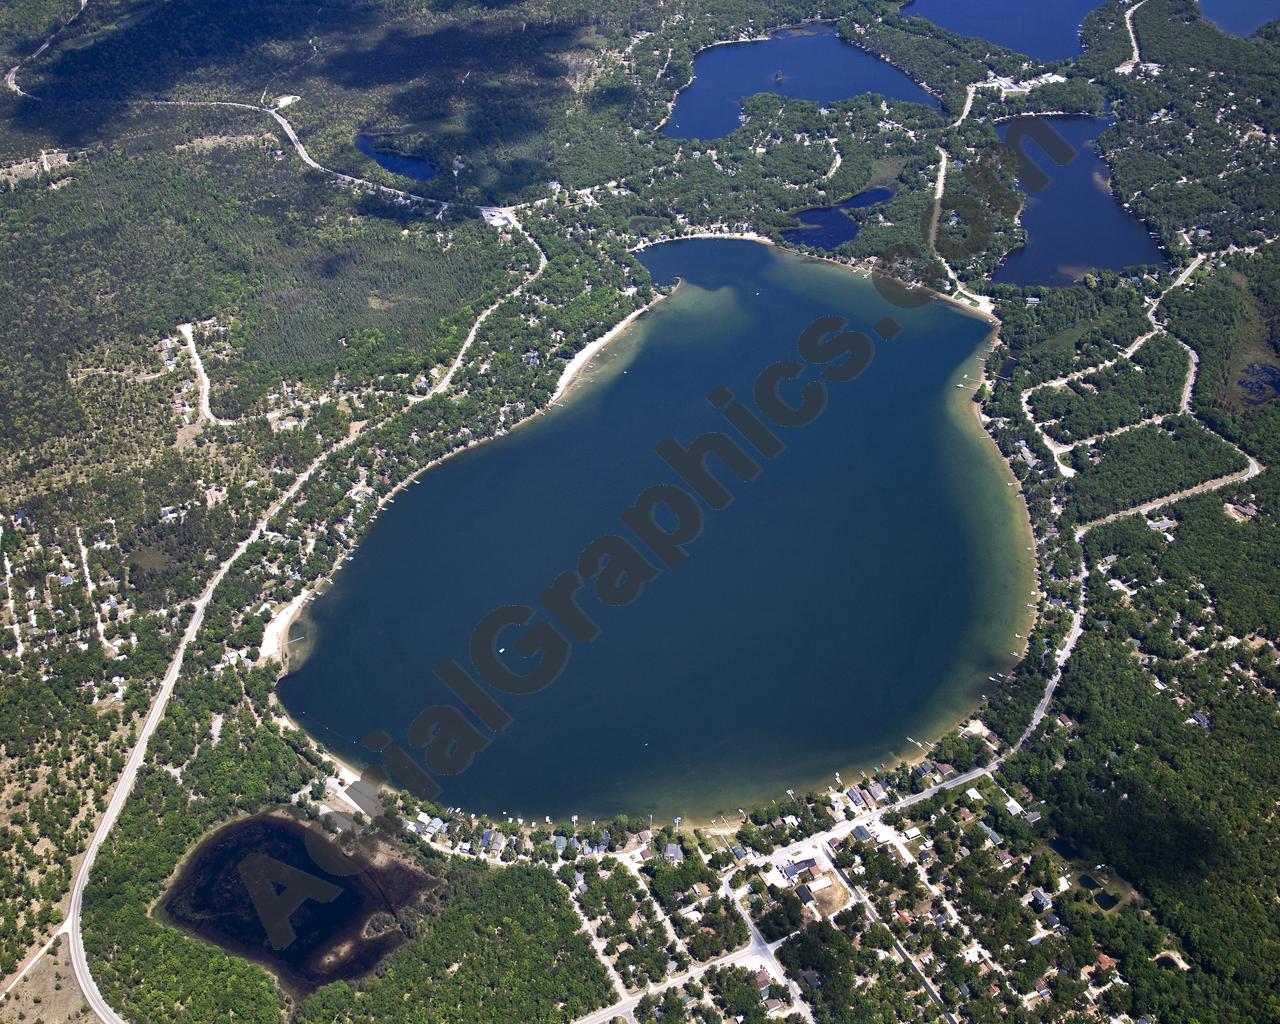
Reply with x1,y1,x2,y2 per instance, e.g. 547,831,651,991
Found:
782,187,894,251
664,24,936,140
354,133,436,181
159,814,434,996
278,239,1033,822
1198,0,1280,37
900,0,1102,62
993,116,1168,287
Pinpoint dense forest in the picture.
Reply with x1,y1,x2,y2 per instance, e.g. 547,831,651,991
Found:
1096,0,1280,248
296,866,613,1024
1031,334,1190,444
0,120,523,440
997,245,1280,1023
0,0,80,62
1064,415,1249,523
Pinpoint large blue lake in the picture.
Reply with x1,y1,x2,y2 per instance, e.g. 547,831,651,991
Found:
901,0,1102,62
664,24,936,140
993,116,1168,287
1198,0,1280,37
278,240,1033,822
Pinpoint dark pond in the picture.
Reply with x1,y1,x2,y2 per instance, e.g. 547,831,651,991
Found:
1050,836,1082,860
278,238,1034,822
664,24,936,140
354,134,437,182
1238,362,1280,405
782,187,894,250
900,0,1103,62
1079,872,1101,891
160,814,433,995
1095,890,1120,911
1198,0,1280,37
1156,954,1180,969
992,116,1168,287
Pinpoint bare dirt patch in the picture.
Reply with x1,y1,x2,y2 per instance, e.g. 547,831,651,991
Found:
0,935,103,1024
175,134,266,153
0,150,70,186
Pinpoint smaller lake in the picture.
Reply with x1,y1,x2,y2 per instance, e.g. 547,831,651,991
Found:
160,814,434,995
782,187,893,250
354,134,437,182
664,24,936,140
901,0,1102,62
993,116,1168,287
1198,0,1280,37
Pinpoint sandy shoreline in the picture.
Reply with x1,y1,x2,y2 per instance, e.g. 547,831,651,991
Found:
632,230,774,251
256,434,493,681
258,589,311,668
955,329,1040,648
551,293,670,404
259,290,681,682
632,231,997,324
688,330,1035,830
264,237,1032,833
272,702,370,795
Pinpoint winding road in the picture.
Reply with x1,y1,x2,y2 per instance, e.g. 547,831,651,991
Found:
1021,254,1208,475
61,426,368,1024
50,202,550,1021
4,32,552,1007
3,6,1271,1021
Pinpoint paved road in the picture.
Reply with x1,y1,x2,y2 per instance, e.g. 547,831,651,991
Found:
62,427,367,1024
818,842,958,1024
1021,253,1209,476
57,198,550,1019
570,936,785,1024
11,8,1266,1016
1073,454,1263,539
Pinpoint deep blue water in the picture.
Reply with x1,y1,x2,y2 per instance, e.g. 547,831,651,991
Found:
279,239,1032,822
1198,0,1280,36
993,116,1168,287
354,134,436,181
900,0,1103,62
782,187,894,250
664,25,936,140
